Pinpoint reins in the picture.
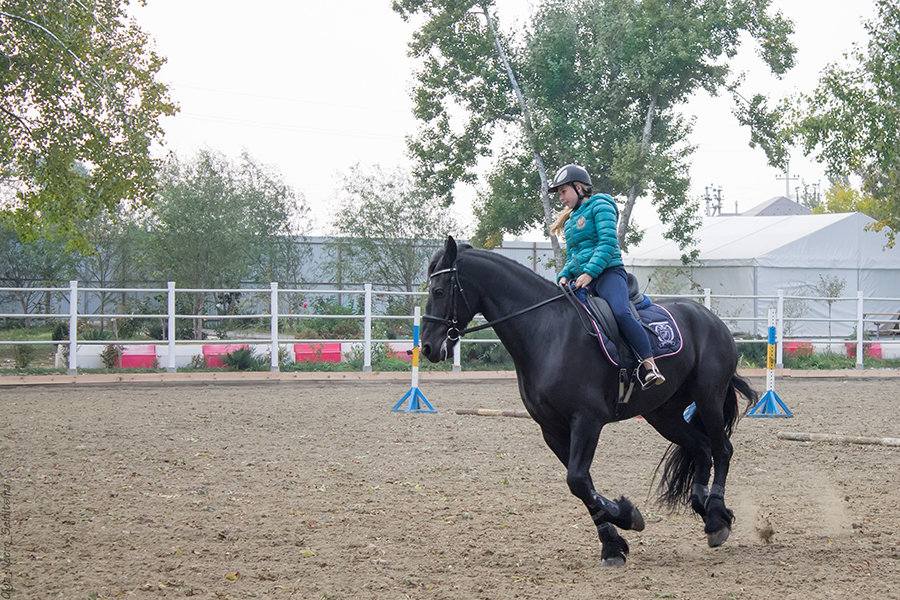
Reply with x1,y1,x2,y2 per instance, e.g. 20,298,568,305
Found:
458,293,566,336
558,281,604,338
423,264,566,340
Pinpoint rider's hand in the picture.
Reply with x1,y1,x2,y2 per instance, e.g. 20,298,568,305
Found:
558,277,568,286
574,273,594,289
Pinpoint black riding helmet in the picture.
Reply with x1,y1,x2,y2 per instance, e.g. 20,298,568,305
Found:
548,164,592,196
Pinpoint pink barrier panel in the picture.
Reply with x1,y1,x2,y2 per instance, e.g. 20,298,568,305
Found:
387,343,413,362
294,343,341,363
203,344,250,367
784,342,813,357
119,344,157,368
845,342,882,359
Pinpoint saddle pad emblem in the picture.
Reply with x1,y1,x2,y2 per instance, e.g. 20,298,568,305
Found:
576,216,586,229
649,321,676,348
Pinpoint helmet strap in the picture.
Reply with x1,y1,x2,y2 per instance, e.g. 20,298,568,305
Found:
571,182,585,207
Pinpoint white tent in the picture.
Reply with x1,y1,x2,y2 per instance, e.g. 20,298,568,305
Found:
623,212,900,338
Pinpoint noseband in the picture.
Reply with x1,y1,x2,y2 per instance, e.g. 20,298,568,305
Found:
423,262,566,342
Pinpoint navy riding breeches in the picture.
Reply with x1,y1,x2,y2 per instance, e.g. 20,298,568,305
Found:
591,266,652,361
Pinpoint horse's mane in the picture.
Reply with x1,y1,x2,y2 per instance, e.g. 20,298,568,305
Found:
457,244,558,291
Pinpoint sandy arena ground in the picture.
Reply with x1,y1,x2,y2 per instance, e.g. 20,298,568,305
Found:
1,376,898,599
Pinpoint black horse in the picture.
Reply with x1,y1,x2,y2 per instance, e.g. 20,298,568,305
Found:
421,237,758,566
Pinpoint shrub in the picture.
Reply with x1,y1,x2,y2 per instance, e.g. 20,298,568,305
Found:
116,317,143,339
187,354,206,369
14,344,36,368
147,321,165,340
221,347,261,371
146,320,194,340
784,352,854,370
461,341,514,369
51,322,69,341
332,342,413,372
81,328,114,341
99,344,123,369
736,339,767,368
296,297,361,339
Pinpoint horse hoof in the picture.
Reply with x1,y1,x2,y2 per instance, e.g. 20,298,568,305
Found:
630,506,645,532
601,556,626,567
707,527,731,547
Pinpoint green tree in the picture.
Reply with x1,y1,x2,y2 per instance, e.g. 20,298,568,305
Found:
149,149,308,338
74,205,153,333
0,0,176,247
0,224,74,327
394,0,795,262
809,274,846,343
791,0,900,247
329,164,459,309
811,179,882,218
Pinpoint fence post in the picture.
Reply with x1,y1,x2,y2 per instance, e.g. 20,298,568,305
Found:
68,280,78,374
703,288,711,311
270,282,280,372
776,289,784,368
856,290,864,370
166,282,176,373
363,283,372,372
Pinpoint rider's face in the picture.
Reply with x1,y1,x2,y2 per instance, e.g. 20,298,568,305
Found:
558,184,579,209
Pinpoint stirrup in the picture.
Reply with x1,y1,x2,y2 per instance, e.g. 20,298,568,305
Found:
640,362,666,390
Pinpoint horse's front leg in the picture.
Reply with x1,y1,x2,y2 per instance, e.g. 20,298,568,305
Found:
546,417,645,566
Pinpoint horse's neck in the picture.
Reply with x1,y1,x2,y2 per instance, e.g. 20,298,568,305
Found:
464,255,560,361
465,256,549,318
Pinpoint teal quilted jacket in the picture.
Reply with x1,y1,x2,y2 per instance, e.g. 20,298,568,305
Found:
556,193,623,282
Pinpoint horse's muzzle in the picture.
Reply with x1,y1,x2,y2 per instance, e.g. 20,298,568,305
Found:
420,341,437,363
420,338,449,363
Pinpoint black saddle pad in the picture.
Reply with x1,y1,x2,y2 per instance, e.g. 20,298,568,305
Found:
576,296,683,367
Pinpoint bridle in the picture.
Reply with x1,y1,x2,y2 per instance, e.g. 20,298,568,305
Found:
422,265,470,341
422,262,567,342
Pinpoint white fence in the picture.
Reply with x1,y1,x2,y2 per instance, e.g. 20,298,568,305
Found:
1,282,899,373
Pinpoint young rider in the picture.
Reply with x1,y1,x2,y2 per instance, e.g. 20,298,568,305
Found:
549,164,665,388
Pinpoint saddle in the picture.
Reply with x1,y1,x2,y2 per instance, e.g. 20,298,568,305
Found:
583,273,648,365
572,273,683,405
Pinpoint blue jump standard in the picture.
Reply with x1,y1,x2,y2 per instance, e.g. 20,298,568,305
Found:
748,390,793,418
392,308,435,413
392,387,435,413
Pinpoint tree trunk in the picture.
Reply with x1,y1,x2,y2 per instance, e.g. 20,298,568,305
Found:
618,93,658,249
482,5,562,266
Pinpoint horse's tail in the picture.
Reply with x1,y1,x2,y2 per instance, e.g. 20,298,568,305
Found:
655,373,759,509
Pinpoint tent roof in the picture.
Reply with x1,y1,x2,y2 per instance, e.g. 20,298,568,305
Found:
742,196,811,216
623,212,898,268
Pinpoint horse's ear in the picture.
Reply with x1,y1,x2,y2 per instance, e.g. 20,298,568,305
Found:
442,235,458,266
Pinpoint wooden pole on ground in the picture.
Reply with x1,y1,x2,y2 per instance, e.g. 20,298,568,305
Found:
455,408,531,419
777,431,900,447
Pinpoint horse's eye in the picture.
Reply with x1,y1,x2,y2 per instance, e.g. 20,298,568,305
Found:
433,287,444,298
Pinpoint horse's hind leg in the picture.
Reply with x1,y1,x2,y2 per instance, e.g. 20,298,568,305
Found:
647,387,736,548
642,400,713,517
692,392,735,547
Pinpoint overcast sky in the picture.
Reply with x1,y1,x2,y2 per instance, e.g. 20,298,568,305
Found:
131,0,876,239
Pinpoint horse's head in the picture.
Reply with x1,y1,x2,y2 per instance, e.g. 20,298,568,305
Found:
421,235,477,363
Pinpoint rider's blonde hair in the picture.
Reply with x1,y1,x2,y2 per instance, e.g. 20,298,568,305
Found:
550,181,591,237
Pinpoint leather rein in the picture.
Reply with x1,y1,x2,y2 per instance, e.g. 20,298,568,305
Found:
422,264,567,341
